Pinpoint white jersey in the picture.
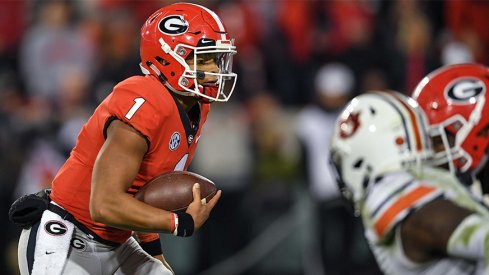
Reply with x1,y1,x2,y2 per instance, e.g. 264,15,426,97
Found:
361,167,489,275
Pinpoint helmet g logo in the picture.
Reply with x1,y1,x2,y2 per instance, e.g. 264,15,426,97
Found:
445,78,485,103
71,237,87,251
159,15,188,35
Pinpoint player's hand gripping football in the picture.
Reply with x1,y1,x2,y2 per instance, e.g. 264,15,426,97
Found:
185,183,221,230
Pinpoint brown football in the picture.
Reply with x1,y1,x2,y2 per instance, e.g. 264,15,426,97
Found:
134,171,217,212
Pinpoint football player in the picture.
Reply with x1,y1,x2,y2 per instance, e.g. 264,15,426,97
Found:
412,64,489,196
15,3,236,275
330,91,489,274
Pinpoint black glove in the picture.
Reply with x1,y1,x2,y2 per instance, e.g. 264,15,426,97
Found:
9,189,51,229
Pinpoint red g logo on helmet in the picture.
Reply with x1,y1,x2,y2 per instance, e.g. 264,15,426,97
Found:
413,63,489,174
158,15,188,35
445,78,485,103
339,112,361,139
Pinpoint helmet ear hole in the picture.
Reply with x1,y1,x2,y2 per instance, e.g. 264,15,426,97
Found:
353,158,364,168
146,61,167,82
155,56,169,66
478,123,489,137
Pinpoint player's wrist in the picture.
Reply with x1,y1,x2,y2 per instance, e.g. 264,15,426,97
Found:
171,211,194,237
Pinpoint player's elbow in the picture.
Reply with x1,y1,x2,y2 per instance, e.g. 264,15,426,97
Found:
89,206,104,223
89,197,112,224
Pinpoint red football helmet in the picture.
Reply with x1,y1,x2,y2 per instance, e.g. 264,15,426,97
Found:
140,3,237,103
412,63,489,175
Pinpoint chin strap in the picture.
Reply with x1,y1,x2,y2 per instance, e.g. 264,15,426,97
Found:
140,61,215,103
139,63,151,75
141,62,196,98
196,84,217,103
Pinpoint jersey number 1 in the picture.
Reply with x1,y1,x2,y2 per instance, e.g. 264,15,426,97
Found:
125,98,146,120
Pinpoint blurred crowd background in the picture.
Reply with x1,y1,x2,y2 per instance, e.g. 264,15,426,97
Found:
1,0,489,274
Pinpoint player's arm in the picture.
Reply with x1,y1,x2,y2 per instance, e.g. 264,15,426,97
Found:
89,119,220,233
90,119,172,232
400,199,475,262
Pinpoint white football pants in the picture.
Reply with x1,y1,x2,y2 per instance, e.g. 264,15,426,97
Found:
18,222,172,275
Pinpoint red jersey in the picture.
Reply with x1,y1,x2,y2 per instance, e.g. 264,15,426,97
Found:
50,75,210,244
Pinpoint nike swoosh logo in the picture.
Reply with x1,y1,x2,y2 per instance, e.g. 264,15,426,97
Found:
200,38,214,44
45,251,55,255
195,135,201,143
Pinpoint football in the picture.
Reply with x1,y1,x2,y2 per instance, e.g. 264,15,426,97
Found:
134,171,217,212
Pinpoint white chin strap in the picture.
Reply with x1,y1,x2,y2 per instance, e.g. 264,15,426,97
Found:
139,63,151,75
139,62,195,98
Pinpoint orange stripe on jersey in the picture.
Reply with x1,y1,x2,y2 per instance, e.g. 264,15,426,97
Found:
375,185,436,237
389,92,423,152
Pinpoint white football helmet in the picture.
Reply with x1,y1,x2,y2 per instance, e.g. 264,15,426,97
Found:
329,91,433,209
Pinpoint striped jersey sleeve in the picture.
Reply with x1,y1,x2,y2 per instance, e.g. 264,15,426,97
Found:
363,171,444,243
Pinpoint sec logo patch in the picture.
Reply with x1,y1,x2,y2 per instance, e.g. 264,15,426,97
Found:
169,132,181,151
